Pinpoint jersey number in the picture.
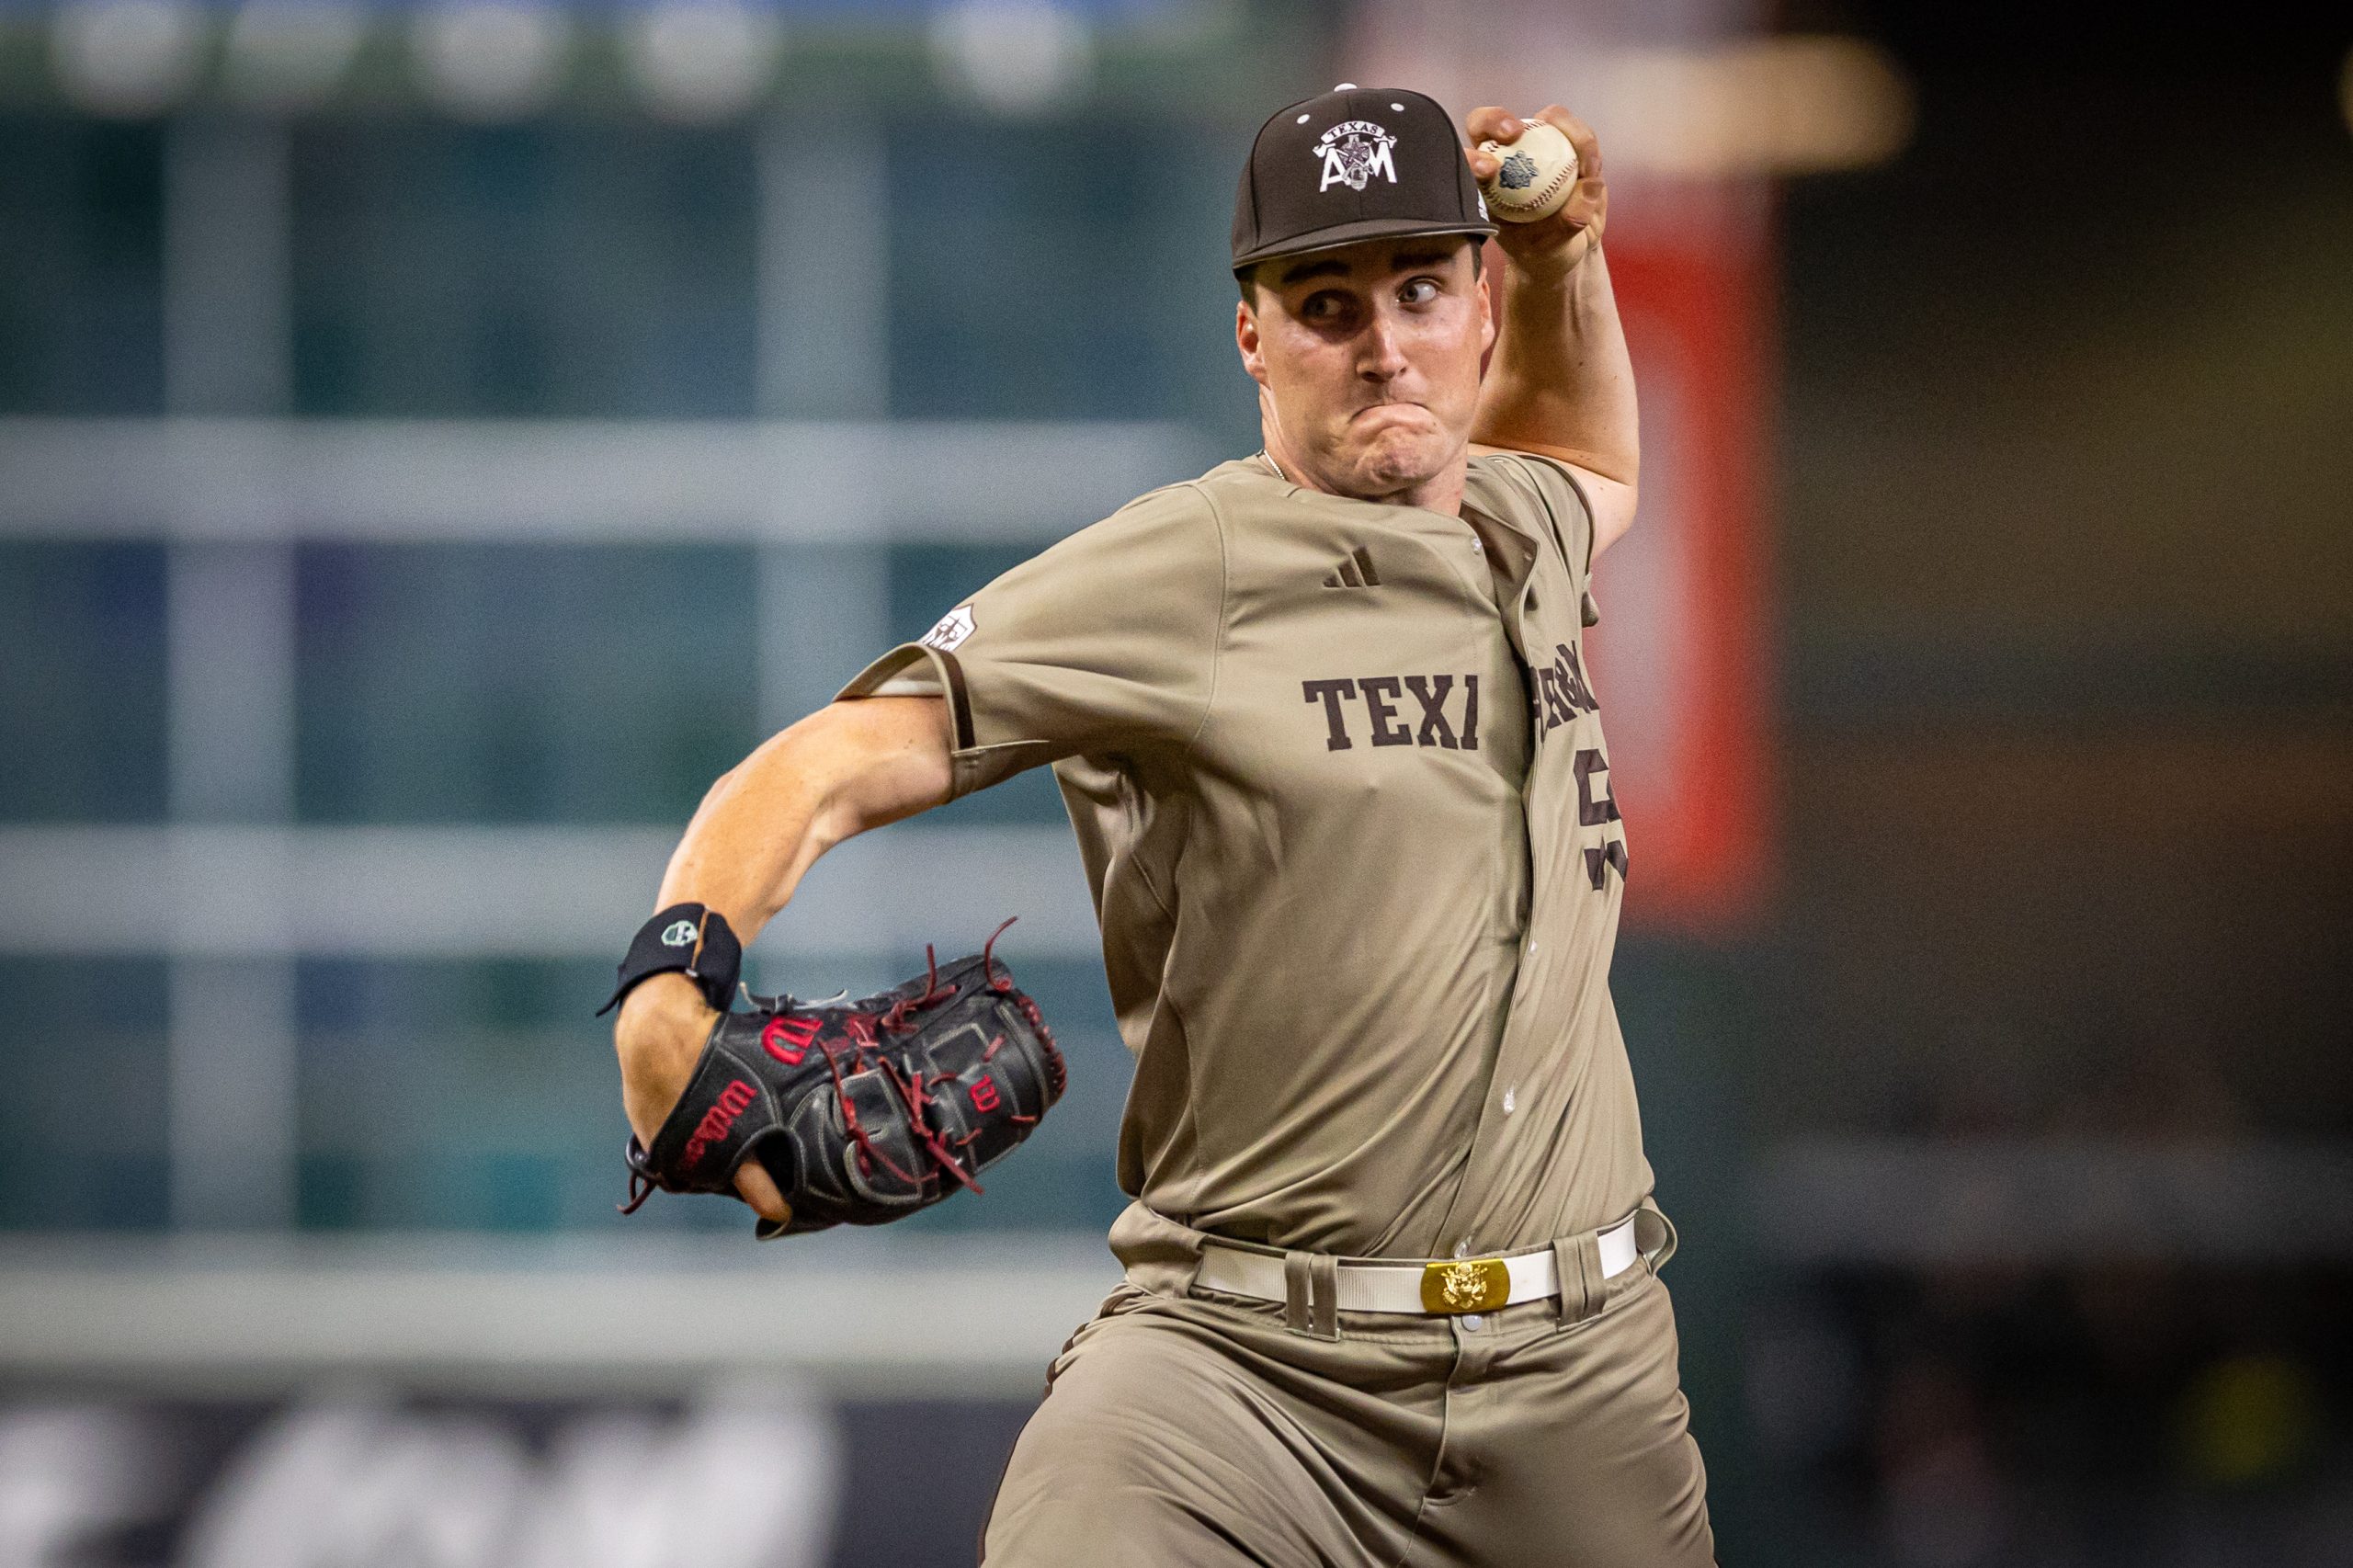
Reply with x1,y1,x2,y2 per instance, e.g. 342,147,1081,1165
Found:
1575,748,1627,890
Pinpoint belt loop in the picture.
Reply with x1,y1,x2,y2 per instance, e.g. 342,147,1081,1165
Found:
1309,1254,1341,1341
1551,1230,1604,1326
1637,1201,1679,1273
1281,1250,1312,1335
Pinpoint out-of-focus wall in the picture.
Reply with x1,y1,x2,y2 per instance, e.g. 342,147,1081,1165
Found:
0,3,1296,1243
1,7,1302,1561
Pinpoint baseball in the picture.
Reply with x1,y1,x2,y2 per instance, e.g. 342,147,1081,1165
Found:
1477,119,1579,222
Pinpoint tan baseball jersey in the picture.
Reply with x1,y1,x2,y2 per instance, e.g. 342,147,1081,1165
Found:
837,451,1648,1260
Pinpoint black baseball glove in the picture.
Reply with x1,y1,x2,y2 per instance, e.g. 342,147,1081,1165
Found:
618,924,1065,1239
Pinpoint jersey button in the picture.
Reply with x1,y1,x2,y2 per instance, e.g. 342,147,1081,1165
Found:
1502,1086,1518,1115
1452,1239,1472,1259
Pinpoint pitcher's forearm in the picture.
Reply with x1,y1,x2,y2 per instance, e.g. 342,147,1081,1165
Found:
1473,245,1639,485
615,696,953,1136
654,695,951,942
654,726,835,947
613,730,827,1139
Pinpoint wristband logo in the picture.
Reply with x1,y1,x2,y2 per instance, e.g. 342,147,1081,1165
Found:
660,919,698,948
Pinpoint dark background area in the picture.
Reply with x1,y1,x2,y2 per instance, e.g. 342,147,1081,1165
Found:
1704,5,2353,1560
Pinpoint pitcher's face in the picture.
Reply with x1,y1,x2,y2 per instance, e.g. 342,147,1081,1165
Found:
1237,236,1493,502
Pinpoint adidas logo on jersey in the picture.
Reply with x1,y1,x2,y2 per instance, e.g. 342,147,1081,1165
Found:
1322,546,1381,589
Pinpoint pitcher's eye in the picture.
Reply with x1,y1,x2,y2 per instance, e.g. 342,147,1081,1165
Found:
1399,278,1440,305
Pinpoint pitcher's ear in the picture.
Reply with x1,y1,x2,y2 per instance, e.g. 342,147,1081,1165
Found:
1236,297,1269,387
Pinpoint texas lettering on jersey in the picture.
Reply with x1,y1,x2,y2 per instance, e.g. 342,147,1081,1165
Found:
1301,674,1481,752
1300,648,1623,888
1298,648,1602,747
1532,641,1600,736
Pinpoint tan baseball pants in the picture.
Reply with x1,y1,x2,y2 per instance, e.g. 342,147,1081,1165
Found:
981,1208,1716,1566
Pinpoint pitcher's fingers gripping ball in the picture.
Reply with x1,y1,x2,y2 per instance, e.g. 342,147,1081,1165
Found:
610,912,1064,1238
1475,117,1578,221
1465,105,1608,273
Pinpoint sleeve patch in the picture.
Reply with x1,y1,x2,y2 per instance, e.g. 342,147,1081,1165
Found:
918,603,977,652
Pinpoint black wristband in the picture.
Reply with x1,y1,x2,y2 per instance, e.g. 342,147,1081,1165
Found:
597,903,744,1016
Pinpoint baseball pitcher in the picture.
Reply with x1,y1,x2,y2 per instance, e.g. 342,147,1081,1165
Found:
608,85,1714,1564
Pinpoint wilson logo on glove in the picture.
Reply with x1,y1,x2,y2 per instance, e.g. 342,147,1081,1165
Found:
761,1014,818,1065
681,1079,758,1169
619,920,1065,1240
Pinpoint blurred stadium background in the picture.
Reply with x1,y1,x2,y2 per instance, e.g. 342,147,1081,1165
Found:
1,0,2348,1562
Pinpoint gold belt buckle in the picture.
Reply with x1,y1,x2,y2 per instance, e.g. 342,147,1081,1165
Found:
1421,1256,1511,1314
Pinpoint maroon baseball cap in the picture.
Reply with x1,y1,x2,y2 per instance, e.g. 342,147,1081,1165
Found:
1231,85,1496,273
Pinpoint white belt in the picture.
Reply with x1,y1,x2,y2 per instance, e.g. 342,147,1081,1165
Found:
1193,1211,1642,1316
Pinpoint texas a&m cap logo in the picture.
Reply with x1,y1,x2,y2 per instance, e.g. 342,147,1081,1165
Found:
1314,119,1398,193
